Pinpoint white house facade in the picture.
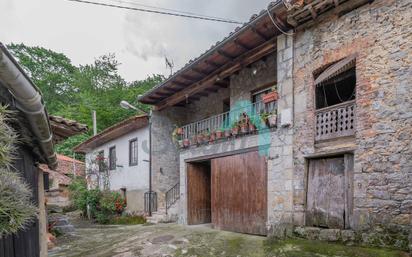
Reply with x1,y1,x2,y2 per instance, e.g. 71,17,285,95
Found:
75,115,150,213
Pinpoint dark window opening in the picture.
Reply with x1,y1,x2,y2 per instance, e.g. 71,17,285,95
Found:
43,172,50,191
316,67,356,109
129,138,138,166
109,146,116,170
98,150,105,172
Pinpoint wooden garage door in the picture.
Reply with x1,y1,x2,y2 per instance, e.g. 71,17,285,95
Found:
211,151,267,235
187,162,211,225
306,157,346,229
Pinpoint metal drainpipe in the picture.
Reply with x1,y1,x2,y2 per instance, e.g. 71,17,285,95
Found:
0,44,57,169
148,110,153,216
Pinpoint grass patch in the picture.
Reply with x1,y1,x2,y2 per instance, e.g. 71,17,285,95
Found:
264,238,409,257
107,215,146,225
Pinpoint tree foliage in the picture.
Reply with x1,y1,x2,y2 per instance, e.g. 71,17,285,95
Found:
7,43,162,158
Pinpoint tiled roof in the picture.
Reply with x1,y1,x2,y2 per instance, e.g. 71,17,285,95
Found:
74,114,148,153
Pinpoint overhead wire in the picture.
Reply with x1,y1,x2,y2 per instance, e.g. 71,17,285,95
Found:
65,0,243,24
111,0,240,22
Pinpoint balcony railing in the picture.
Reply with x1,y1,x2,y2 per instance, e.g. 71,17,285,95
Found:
315,100,355,141
180,100,277,145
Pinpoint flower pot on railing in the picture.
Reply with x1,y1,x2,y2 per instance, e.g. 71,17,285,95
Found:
196,134,204,145
177,127,184,135
177,140,183,148
183,139,190,148
268,114,277,127
191,136,198,145
215,130,223,139
232,126,239,136
240,123,249,134
203,134,210,144
209,132,216,143
224,129,231,138
249,123,256,132
262,91,278,104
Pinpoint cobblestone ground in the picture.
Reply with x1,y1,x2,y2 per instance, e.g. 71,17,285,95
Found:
48,222,409,257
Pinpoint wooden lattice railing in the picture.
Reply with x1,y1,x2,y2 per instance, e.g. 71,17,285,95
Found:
315,100,355,141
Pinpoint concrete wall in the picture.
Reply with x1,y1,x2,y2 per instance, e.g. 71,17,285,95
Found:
85,126,149,213
291,0,411,249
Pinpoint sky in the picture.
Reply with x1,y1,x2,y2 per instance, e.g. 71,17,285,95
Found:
0,0,271,82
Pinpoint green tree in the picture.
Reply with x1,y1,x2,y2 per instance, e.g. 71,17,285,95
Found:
7,43,162,158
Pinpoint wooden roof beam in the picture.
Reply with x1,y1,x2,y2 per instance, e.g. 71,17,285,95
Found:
217,50,235,61
251,27,269,41
308,4,318,19
205,60,221,69
234,39,251,51
181,74,199,82
154,37,276,110
192,68,208,76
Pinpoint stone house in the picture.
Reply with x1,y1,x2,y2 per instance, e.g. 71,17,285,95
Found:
74,115,151,213
138,0,411,250
40,154,86,208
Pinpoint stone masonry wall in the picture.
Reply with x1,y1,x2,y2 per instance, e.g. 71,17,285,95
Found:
292,0,411,250
230,54,277,105
151,107,186,209
185,88,229,123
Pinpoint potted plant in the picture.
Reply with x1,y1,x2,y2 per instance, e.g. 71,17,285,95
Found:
183,138,190,147
249,116,257,132
209,131,216,143
262,85,279,104
267,110,278,127
177,127,184,135
196,133,204,145
191,135,197,145
231,121,239,136
203,131,210,144
172,127,182,147
215,128,223,139
224,128,231,138
260,111,270,127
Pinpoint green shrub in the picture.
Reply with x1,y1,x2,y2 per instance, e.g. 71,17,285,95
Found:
68,179,128,224
68,177,101,217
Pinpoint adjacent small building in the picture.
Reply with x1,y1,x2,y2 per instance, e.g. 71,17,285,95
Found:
74,115,150,213
40,154,86,208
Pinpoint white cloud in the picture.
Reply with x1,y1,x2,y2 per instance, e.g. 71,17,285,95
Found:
0,0,271,81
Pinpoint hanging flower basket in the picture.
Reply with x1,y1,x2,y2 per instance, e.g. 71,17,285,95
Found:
262,91,278,103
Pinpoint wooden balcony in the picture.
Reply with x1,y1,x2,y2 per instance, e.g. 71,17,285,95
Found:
180,101,277,146
315,100,355,141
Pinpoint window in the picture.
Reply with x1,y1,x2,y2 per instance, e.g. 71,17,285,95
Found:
252,87,271,104
109,146,116,170
315,55,356,109
97,150,105,172
129,138,138,166
252,86,276,114
43,172,50,191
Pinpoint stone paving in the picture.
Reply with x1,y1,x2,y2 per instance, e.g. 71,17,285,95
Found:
48,222,409,257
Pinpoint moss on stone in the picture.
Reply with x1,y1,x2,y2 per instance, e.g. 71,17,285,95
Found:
264,238,408,257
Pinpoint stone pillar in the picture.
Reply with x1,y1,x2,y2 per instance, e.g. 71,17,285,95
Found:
267,32,296,238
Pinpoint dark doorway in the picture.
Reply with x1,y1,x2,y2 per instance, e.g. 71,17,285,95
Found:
187,161,211,225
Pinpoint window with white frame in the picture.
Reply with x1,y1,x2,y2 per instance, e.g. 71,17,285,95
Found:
109,146,116,170
129,138,138,166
